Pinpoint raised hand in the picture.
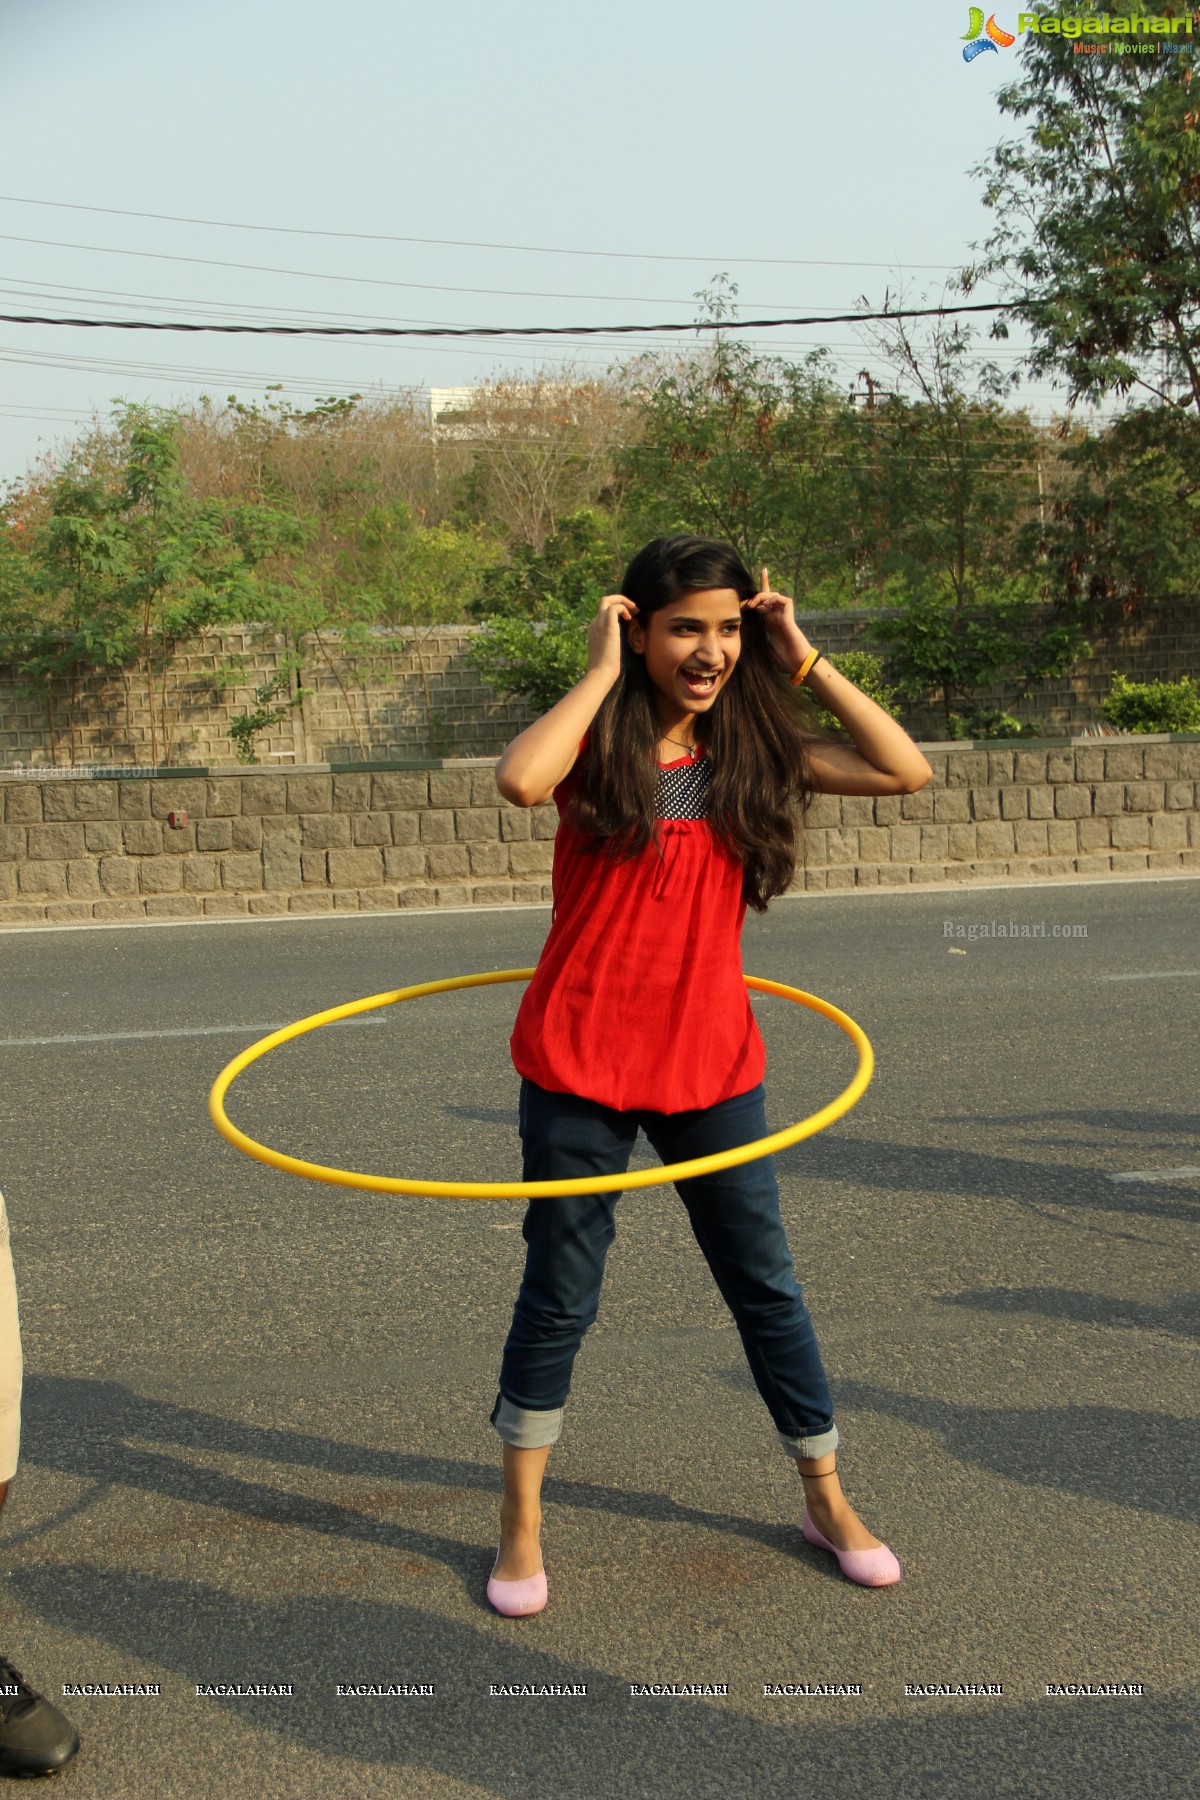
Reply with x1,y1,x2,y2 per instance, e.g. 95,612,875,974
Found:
741,567,810,660
496,593,639,806
587,593,639,682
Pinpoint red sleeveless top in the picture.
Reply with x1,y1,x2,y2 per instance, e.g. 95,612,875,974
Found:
509,747,765,1113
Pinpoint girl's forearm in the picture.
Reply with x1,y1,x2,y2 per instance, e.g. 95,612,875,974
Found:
495,667,617,807
802,657,931,784
761,607,928,786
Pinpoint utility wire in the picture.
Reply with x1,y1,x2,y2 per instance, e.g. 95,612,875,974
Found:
0,290,1035,364
1,269,980,329
0,301,1014,340
0,231,992,313
0,275,454,329
0,193,970,273
0,277,1037,352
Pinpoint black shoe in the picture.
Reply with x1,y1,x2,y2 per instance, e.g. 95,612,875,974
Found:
0,1656,80,1778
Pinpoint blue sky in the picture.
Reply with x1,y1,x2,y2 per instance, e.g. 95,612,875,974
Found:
0,0,1085,482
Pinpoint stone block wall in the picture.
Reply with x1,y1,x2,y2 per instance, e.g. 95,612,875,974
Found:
796,739,1200,891
0,766,556,927
1,739,1197,928
794,594,1200,740
1,594,1196,770
0,629,534,771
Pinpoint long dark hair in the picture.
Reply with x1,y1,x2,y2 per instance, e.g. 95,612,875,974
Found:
570,534,824,911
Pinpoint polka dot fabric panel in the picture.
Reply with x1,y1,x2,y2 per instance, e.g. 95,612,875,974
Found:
655,756,713,821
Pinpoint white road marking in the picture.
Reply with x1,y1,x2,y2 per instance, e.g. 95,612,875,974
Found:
0,1019,389,1048
0,869,1196,938
1107,1167,1200,1184
1099,971,1200,982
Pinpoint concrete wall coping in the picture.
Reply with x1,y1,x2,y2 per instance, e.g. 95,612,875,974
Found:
3,732,1199,784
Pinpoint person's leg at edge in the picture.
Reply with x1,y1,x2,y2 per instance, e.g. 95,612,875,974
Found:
490,1083,637,1586
0,1189,80,1774
646,1088,884,1554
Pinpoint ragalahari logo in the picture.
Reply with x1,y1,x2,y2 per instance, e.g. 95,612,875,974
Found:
962,11,1194,62
962,9,1016,60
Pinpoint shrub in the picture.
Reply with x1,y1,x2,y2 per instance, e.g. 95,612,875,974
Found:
1100,673,1200,735
812,651,903,733
228,669,310,764
946,707,1042,740
467,596,593,714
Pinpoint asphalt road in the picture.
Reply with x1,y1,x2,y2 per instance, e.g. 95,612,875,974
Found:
0,878,1196,1799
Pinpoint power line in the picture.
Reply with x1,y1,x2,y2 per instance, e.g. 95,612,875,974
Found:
0,231,588,313
0,333,1097,437
0,336,623,386
0,288,1036,368
0,275,1035,347
0,355,1078,425
0,231,985,314
0,348,1074,424
0,193,971,274
0,269,970,331
0,302,1015,341
0,276,449,330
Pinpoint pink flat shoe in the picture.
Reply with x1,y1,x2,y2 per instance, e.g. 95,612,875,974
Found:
801,1513,902,1587
486,1554,548,1618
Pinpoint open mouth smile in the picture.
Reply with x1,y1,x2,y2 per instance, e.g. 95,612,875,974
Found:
681,668,721,695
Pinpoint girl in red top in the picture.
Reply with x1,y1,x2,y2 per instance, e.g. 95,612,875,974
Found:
487,535,931,1616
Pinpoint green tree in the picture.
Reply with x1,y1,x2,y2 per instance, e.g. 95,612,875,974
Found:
118,404,254,764
466,509,621,712
841,313,1086,734
1033,403,1200,607
811,652,903,734
447,370,627,554
618,282,859,599
619,343,858,600
4,469,132,764
467,596,592,716
227,669,312,765
967,25,1200,608
872,587,1085,737
855,305,1044,608
847,307,1085,733
349,506,494,757
214,393,504,760
469,508,621,620
970,33,1200,410
4,404,311,766
202,391,404,762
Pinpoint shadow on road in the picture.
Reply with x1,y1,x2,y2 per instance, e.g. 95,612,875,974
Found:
775,1130,1200,1225
8,1561,1194,1799
938,1286,1200,1342
18,1371,1199,1563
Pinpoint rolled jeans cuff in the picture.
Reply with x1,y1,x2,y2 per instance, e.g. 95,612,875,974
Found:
490,1393,563,1450
777,1421,839,1462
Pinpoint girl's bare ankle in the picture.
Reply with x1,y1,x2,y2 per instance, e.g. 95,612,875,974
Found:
500,1497,542,1532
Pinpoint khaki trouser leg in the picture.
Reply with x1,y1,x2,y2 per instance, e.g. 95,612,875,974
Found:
0,1192,23,1483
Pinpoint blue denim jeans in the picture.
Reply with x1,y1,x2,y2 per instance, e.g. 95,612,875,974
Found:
490,1079,839,1462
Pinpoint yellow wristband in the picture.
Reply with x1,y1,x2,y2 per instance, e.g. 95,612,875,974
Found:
790,647,822,687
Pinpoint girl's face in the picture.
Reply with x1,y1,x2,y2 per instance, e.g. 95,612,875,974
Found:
627,586,744,727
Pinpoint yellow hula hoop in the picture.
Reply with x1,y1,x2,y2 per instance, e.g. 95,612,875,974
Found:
208,969,873,1201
